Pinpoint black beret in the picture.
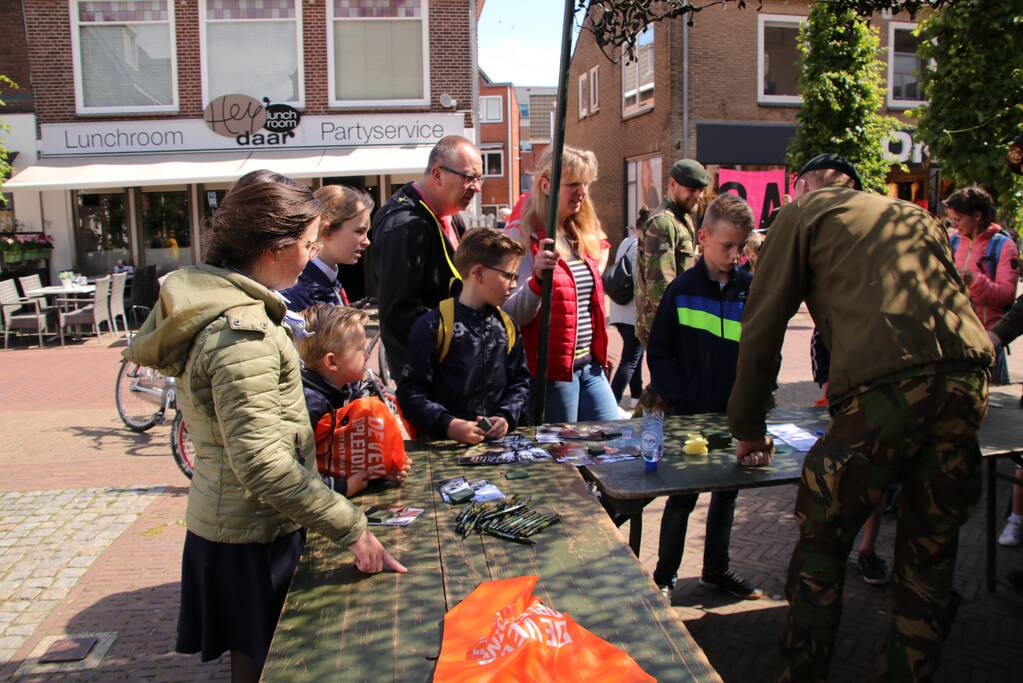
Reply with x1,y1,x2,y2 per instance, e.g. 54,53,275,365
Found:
670,159,710,189
796,154,863,191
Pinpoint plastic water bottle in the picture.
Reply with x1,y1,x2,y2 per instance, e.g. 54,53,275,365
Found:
641,408,663,473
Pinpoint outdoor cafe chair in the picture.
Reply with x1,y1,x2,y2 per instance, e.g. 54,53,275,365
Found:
109,272,129,334
57,275,112,345
1,278,55,349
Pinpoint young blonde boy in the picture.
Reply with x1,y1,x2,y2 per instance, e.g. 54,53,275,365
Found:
397,228,533,445
297,304,409,495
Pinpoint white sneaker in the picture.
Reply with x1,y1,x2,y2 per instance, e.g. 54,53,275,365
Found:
998,516,1023,547
617,406,633,420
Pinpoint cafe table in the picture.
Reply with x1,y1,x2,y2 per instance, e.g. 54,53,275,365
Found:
262,436,722,682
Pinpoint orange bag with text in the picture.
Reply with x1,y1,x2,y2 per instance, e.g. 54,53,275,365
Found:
312,397,408,480
433,575,655,683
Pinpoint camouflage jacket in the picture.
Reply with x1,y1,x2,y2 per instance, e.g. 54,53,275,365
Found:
634,199,697,344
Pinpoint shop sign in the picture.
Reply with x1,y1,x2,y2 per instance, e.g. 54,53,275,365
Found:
717,168,786,230
40,110,463,157
881,130,929,165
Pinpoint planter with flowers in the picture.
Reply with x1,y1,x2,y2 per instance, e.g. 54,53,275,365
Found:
19,234,54,262
1,236,25,264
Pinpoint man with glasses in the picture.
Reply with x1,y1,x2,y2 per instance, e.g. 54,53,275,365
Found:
372,135,484,373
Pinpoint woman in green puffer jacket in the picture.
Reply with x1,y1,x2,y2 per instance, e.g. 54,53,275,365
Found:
125,170,406,682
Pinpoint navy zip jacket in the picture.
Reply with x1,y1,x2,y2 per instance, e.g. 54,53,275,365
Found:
646,257,752,414
396,300,532,439
281,260,346,313
371,183,465,373
301,366,352,495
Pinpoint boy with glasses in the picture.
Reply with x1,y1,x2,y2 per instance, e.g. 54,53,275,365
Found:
397,228,532,445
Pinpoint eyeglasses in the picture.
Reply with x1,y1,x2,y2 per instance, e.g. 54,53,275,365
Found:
297,238,323,258
483,264,518,283
440,166,485,188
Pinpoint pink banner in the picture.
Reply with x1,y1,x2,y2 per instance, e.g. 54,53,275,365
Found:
717,169,786,230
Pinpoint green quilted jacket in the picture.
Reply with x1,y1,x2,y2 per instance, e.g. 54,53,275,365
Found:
124,264,366,546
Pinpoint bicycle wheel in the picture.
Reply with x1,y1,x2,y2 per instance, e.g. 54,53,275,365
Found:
115,360,166,432
170,412,195,480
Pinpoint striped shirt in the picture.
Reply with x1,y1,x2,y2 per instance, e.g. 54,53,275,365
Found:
568,258,593,358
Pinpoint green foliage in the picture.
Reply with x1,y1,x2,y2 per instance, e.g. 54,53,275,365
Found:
0,74,17,205
786,2,899,193
915,0,1023,228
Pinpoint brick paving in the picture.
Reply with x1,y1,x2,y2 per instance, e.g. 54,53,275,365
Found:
0,309,1019,681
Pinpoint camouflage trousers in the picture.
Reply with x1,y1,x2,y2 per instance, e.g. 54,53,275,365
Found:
779,367,988,683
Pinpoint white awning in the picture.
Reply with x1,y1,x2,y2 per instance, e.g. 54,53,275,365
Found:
2,145,432,191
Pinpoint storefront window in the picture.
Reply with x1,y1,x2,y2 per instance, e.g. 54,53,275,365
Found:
75,192,130,275
330,0,428,106
625,155,662,229
758,15,804,104
889,23,925,107
141,191,192,274
73,0,177,113
203,0,302,105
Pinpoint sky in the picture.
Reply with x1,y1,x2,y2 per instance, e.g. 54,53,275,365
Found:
477,1,583,87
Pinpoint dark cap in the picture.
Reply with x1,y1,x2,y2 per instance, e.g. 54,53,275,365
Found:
1008,131,1023,176
670,159,710,189
796,154,863,191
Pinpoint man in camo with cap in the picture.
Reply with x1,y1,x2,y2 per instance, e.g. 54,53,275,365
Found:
728,154,994,682
634,159,710,346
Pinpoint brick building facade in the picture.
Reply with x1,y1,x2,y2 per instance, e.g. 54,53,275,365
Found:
566,1,931,246
478,71,519,213
4,0,483,281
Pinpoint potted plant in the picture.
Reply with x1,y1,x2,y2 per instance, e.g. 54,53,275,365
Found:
1,236,23,264
21,234,53,261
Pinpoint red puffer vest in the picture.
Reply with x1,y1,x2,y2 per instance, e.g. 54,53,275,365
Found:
520,230,609,382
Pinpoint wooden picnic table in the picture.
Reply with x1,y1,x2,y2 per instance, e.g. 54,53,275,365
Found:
979,387,1023,593
583,406,831,557
262,435,721,682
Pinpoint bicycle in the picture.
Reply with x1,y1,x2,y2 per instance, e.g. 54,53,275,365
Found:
350,297,391,386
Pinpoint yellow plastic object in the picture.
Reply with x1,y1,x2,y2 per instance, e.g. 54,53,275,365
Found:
683,437,709,456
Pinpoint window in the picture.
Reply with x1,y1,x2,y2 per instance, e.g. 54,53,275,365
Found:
519,102,529,118
70,0,177,114
622,26,654,117
74,191,130,275
588,66,600,113
482,151,504,178
626,155,662,228
757,14,805,105
479,96,503,123
888,22,926,108
201,0,302,106
140,189,192,274
329,0,429,107
578,74,588,118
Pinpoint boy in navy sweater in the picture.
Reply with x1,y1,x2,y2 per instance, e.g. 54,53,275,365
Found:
397,228,532,444
647,193,763,601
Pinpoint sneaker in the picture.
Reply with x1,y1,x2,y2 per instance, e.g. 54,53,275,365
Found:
998,516,1023,547
617,406,633,420
700,570,763,600
858,552,890,585
657,583,674,603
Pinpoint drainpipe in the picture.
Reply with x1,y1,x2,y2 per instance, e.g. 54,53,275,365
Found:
682,18,690,159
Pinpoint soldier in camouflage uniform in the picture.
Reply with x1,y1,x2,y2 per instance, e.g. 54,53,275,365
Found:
634,159,710,346
727,155,994,682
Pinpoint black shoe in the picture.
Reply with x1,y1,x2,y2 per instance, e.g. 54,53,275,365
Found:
858,552,891,585
700,570,763,599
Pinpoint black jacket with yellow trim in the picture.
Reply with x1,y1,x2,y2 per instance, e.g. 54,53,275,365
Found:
371,182,465,373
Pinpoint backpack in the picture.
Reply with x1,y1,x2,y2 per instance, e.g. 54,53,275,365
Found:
950,230,1014,282
313,397,409,481
434,297,517,363
602,240,635,306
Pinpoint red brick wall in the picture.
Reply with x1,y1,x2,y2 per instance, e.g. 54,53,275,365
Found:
479,80,519,207
25,0,475,128
0,1,34,114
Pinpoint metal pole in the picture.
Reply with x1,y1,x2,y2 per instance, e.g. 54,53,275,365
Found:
532,0,576,425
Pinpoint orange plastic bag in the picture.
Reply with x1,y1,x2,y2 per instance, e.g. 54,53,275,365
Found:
312,397,408,480
433,575,655,683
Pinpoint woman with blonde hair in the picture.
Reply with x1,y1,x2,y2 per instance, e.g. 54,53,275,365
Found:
504,145,618,422
281,184,374,311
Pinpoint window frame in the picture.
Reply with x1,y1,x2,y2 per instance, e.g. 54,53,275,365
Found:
621,27,654,119
482,150,504,178
578,73,588,119
756,13,805,106
70,0,179,115
326,0,431,109
887,21,927,109
588,65,600,113
479,95,503,123
199,0,305,109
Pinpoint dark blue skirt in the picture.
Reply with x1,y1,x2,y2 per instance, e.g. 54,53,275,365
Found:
175,528,306,664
